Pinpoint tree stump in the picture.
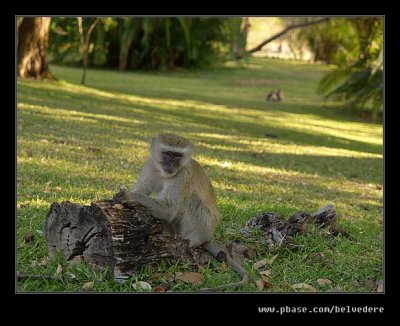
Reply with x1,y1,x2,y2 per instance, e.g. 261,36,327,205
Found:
44,194,209,279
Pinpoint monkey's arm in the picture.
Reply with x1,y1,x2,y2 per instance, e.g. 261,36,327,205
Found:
131,160,161,195
128,192,175,223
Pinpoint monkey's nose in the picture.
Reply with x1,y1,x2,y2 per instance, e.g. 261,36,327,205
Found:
164,167,175,174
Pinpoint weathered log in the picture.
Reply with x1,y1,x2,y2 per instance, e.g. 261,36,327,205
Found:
44,196,209,278
240,204,350,250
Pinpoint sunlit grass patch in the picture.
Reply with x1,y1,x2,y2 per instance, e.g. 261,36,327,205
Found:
17,57,383,292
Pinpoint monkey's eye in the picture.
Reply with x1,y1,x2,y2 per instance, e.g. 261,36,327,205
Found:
164,151,183,158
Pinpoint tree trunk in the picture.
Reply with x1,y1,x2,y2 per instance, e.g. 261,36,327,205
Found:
44,195,210,278
241,17,251,48
81,51,88,85
17,17,55,79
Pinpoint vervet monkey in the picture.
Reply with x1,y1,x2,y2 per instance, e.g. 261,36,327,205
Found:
266,90,278,101
275,89,284,101
266,89,284,102
119,134,248,291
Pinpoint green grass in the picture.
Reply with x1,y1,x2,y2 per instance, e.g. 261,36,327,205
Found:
17,57,383,292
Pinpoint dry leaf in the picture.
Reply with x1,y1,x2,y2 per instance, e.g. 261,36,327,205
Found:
267,254,279,265
230,243,256,265
40,139,49,143
280,279,290,287
259,269,272,277
54,264,63,278
255,278,273,291
292,283,317,292
132,281,152,291
45,180,52,186
221,261,228,272
148,273,174,283
317,278,332,286
376,280,384,292
39,258,49,266
255,279,265,291
153,283,170,292
261,276,273,289
82,281,94,291
253,258,267,270
24,232,34,243
69,256,82,266
175,272,204,286
30,260,38,268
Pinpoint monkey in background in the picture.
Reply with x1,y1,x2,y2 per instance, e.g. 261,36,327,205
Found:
266,89,284,102
118,133,248,291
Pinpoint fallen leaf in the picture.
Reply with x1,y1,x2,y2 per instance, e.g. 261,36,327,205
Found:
259,269,272,277
39,258,49,266
40,139,49,143
364,279,376,290
280,279,290,288
24,232,34,243
153,283,170,292
18,203,30,209
253,258,267,270
30,260,38,268
69,256,82,266
221,261,228,272
148,273,174,283
132,281,152,291
317,278,332,286
292,283,317,292
255,279,265,291
45,180,52,186
175,272,204,286
82,281,94,291
376,280,384,292
255,278,273,291
267,254,279,265
54,264,63,278
261,276,273,289
230,243,255,261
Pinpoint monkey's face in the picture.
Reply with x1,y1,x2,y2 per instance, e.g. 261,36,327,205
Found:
161,151,183,176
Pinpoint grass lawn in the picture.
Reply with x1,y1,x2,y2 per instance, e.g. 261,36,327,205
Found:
16,57,383,292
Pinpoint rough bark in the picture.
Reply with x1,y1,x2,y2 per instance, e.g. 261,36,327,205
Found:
240,204,350,250
17,17,55,79
44,196,209,278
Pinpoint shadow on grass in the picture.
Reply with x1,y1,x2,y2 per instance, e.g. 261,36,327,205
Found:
18,80,382,156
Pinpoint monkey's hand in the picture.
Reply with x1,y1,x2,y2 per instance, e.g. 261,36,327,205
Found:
113,186,139,207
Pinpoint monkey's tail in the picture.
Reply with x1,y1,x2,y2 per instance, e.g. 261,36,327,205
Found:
200,241,249,292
